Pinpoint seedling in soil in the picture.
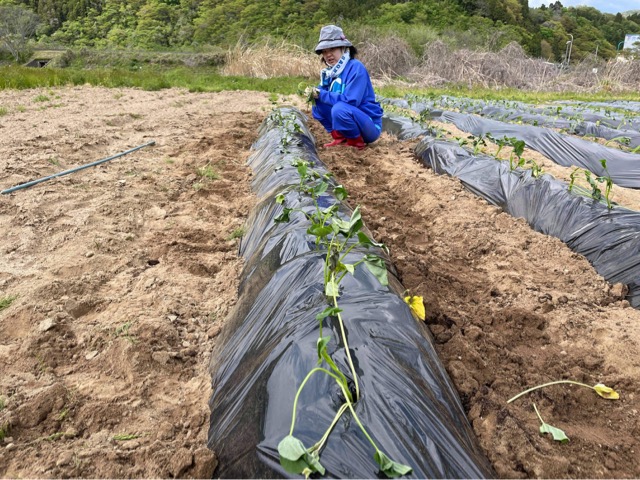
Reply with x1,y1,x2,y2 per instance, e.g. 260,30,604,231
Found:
114,322,136,343
469,134,487,155
507,379,619,403
508,138,526,171
508,380,618,444
568,160,614,209
197,164,219,180
533,403,569,443
272,123,411,477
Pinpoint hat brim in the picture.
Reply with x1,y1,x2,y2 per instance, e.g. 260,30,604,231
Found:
315,39,353,54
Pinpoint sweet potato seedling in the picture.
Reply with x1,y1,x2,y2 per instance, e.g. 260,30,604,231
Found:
271,110,411,478
508,380,618,444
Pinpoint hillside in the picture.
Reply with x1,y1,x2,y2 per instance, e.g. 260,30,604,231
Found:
2,0,640,63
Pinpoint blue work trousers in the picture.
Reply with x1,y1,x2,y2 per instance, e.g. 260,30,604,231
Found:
312,101,381,144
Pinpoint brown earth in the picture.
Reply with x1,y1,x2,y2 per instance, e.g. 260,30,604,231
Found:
1,86,639,479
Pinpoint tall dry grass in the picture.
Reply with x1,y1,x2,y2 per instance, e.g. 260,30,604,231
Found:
221,40,318,79
220,36,640,93
358,35,417,78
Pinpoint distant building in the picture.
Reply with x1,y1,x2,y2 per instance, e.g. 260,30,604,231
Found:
623,34,640,51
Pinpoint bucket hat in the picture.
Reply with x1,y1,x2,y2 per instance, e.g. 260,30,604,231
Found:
314,25,353,54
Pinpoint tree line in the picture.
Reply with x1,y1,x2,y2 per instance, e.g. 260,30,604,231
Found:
1,0,639,63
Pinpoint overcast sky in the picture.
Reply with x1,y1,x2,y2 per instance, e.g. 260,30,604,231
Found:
528,0,640,14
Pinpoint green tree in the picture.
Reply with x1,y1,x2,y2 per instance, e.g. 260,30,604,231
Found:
0,4,40,61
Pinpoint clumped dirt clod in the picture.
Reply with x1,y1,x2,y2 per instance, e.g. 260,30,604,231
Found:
0,87,639,478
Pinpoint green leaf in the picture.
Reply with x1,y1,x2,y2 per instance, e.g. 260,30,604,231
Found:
364,254,388,286
295,162,308,178
374,451,412,478
308,223,333,239
331,217,350,235
274,208,292,223
315,306,342,322
357,232,388,252
539,422,569,443
334,185,348,201
278,435,307,461
342,263,355,275
317,335,331,362
313,181,329,196
512,139,526,157
278,436,326,476
325,279,339,297
348,206,363,235
275,194,286,204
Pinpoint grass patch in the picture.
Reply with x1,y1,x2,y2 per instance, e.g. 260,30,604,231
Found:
0,295,17,312
0,396,5,411
377,85,640,103
0,106,7,116
227,227,246,240
197,164,219,180
33,94,50,102
0,66,308,95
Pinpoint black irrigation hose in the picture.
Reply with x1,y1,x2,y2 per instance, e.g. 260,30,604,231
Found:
1,140,156,195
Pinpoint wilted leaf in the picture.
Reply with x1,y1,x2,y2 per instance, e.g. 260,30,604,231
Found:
317,335,331,362
594,383,619,400
374,451,412,478
334,185,348,201
364,254,388,286
278,436,325,476
325,279,339,297
404,295,425,321
539,422,569,443
274,207,292,223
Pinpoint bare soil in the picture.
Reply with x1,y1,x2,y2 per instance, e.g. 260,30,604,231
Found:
1,86,639,479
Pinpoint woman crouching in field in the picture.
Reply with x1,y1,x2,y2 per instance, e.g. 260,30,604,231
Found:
310,25,383,150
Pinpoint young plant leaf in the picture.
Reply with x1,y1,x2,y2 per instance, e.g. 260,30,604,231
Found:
539,422,569,443
308,223,333,239
317,335,332,363
274,208,292,223
364,254,388,286
315,306,342,322
278,435,326,476
325,279,339,297
404,294,426,321
357,231,386,251
335,262,355,275
331,217,351,235
295,162,308,178
512,139,526,157
275,193,286,204
374,450,412,478
348,206,363,235
593,383,619,400
334,185,348,201
313,181,329,196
